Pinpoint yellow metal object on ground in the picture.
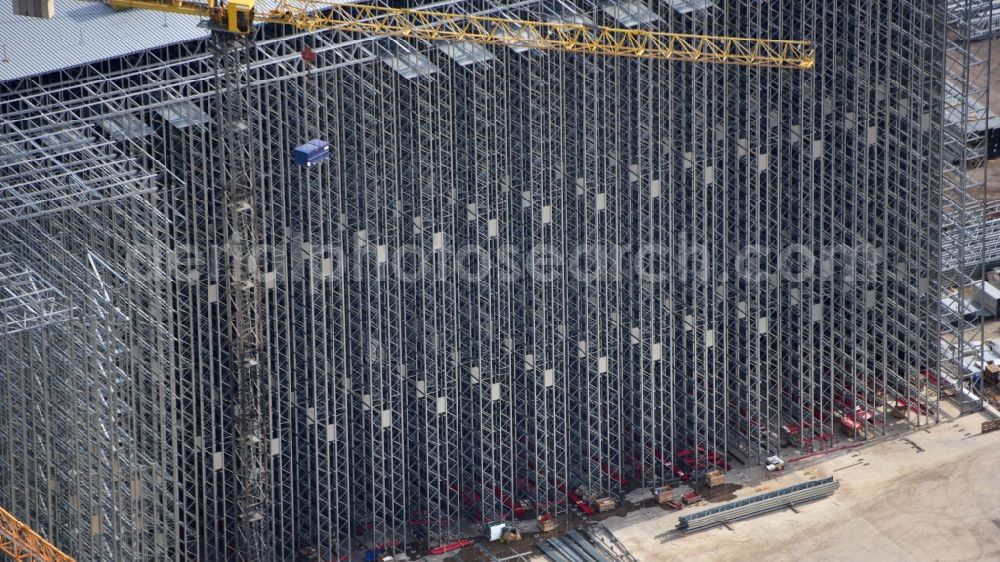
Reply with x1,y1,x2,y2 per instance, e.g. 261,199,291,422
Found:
0,504,75,562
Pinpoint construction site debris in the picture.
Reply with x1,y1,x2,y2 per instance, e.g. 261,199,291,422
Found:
654,485,673,505
537,513,555,533
501,527,522,543
766,455,785,471
487,522,506,541
429,539,472,555
682,491,703,505
891,399,908,419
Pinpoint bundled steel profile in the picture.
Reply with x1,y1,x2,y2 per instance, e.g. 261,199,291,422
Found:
565,530,612,562
676,477,839,533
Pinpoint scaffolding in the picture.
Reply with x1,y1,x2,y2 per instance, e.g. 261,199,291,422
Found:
0,0,987,560
0,252,71,335
941,0,993,412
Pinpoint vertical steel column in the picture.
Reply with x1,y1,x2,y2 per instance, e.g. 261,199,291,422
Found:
212,32,271,562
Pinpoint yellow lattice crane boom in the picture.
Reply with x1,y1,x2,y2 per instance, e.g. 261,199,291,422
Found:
108,0,815,69
0,504,75,562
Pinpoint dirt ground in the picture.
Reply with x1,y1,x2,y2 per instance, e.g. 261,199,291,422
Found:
941,316,1000,345
602,403,1000,562
948,38,1000,203
957,159,1000,203
968,39,1000,118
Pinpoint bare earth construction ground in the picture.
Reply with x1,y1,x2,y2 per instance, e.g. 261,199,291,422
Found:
604,404,1000,562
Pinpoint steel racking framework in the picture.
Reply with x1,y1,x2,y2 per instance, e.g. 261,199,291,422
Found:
0,0,990,560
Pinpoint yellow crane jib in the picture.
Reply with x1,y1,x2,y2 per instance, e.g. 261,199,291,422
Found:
0,504,76,562
104,0,815,69
107,0,255,33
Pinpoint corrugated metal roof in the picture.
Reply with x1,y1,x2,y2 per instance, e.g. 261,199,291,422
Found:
0,0,208,83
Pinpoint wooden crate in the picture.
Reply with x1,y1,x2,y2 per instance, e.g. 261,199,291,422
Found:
501,528,522,543
985,364,1000,386
594,497,616,512
705,470,725,488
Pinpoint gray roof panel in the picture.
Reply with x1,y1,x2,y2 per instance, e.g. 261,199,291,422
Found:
0,0,208,82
